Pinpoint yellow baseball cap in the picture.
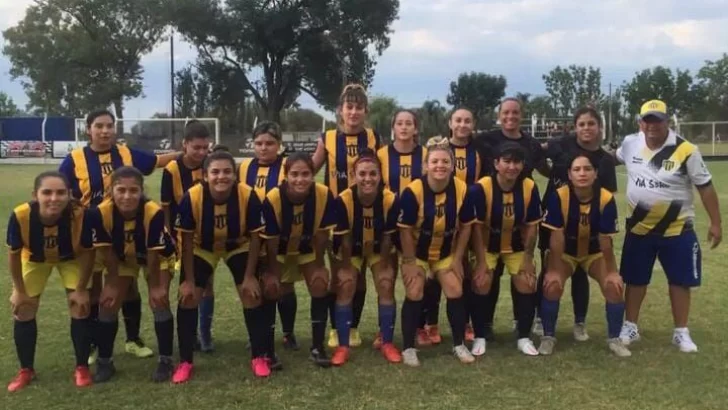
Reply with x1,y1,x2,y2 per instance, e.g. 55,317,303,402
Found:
640,100,668,121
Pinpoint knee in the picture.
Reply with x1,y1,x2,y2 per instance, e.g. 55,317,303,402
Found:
471,273,493,295
440,275,463,299
241,292,262,308
262,276,280,301
543,275,564,301
513,275,536,294
404,281,424,301
14,301,39,322
308,267,330,298
602,274,624,303
336,271,356,302
375,273,395,300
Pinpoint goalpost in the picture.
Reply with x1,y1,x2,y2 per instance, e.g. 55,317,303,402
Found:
74,117,220,153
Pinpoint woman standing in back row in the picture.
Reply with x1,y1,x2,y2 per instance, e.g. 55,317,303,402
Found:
312,84,381,349
475,98,551,340
60,109,179,363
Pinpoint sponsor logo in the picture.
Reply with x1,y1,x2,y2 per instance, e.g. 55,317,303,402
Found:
631,156,643,164
634,177,670,189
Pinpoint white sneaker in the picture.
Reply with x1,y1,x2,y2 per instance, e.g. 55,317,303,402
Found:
453,344,475,364
573,322,590,342
608,338,632,357
619,321,641,346
402,348,420,367
532,318,544,337
672,329,698,353
538,336,557,355
471,338,486,356
517,338,539,356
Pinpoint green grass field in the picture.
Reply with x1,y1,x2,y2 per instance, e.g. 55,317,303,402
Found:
1,164,727,410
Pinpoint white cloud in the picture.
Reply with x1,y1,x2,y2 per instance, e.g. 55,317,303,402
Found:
0,0,32,32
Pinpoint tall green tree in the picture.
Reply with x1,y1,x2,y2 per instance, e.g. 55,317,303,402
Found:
367,96,399,142
3,0,167,117
169,0,399,122
695,54,728,120
622,66,696,117
0,92,21,116
523,95,557,118
446,72,507,128
542,65,603,116
415,99,447,141
281,108,328,132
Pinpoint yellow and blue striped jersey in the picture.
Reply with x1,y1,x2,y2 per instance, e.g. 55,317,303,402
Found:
322,128,380,196
333,186,399,258
377,144,427,194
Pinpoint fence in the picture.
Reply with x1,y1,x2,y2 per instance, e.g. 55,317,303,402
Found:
676,121,728,156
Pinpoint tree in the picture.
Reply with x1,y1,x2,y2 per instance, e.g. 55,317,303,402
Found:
446,72,507,128
170,0,399,123
542,65,603,116
621,66,696,117
281,108,328,132
3,0,167,117
523,95,557,118
0,92,21,116
367,96,399,142
415,99,447,141
695,54,728,120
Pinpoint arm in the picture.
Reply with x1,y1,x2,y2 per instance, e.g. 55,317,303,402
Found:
379,234,393,268
9,251,25,294
156,152,180,169
521,224,538,266
146,249,161,286
181,231,195,283
243,233,261,279
312,137,327,173
454,223,472,262
698,184,721,231
314,231,329,266
162,205,172,232
266,236,281,268
686,148,721,247
471,226,486,267
399,228,416,262
599,235,618,273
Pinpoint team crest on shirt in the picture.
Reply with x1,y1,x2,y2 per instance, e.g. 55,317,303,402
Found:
293,212,303,224
400,165,411,178
256,175,267,188
455,157,467,170
503,203,514,217
363,216,373,229
347,144,358,157
435,204,445,218
44,235,58,249
215,215,227,229
100,162,114,175
662,160,676,172
125,230,135,243
579,213,589,226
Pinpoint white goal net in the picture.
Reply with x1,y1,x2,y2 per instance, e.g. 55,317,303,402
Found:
74,117,220,153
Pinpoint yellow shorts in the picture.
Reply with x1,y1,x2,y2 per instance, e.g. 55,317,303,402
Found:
486,252,526,275
562,253,603,274
408,256,454,278
195,247,247,269
277,253,316,283
111,255,177,279
22,260,92,297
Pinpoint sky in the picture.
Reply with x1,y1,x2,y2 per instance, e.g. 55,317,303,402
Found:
1,0,728,120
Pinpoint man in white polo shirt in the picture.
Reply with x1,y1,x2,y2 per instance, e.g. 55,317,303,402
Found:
616,100,722,352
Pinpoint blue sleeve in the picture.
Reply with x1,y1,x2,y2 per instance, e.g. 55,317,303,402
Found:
334,197,350,234
6,212,23,251
59,155,81,201
385,196,399,233
246,192,264,233
525,184,542,223
147,210,167,249
160,169,174,205
176,193,196,232
262,198,281,237
543,192,564,229
319,190,338,229
130,147,159,175
397,188,419,227
86,208,110,247
600,197,619,235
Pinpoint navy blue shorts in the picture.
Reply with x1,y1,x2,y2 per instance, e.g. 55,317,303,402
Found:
619,230,701,287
